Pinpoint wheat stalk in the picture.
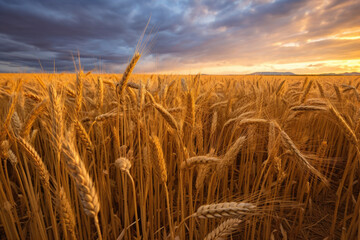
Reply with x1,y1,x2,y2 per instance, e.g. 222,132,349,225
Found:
114,157,141,238
96,77,103,109
75,74,83,113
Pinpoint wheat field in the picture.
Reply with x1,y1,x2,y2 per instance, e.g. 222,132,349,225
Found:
0,59,360,239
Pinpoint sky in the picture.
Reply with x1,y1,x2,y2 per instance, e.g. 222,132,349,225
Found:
0,0,359,74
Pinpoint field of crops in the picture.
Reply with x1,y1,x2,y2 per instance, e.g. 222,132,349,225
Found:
0,69,359,239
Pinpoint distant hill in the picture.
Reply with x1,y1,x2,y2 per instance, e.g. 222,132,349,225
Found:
249,72,296,76
319,72,360,76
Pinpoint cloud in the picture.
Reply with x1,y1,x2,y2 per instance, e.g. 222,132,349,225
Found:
0,0,359,73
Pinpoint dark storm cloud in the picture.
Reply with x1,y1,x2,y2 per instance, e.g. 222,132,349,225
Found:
0,0,186,71
0,0,359,73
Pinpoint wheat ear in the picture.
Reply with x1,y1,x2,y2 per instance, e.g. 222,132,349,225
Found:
203,218,242,240
327,103,358,146
11,111,22,136
316,81,325,98
148,135,175,239
185,90,195,127
300,80,313,103
75,73,83,113
181,156,221,169
4,93,19,130
117,52,141,98
278,126,329,186
290,105,327,111
21,99,47,137
153,102,179,131
74,119,94,153
61,137,102,239
96,77,103,109
17,136,50,189
276,80,286,95
24,92,42,102
210,111,218,137
57,187,77,239
333,84,342,102
194,202,256,219
48,85,63,153
149,135,168,183
221,136,246,168
95,111,121,122
61,139,100,217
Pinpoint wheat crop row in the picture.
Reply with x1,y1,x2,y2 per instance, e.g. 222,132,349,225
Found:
0,66,360,239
